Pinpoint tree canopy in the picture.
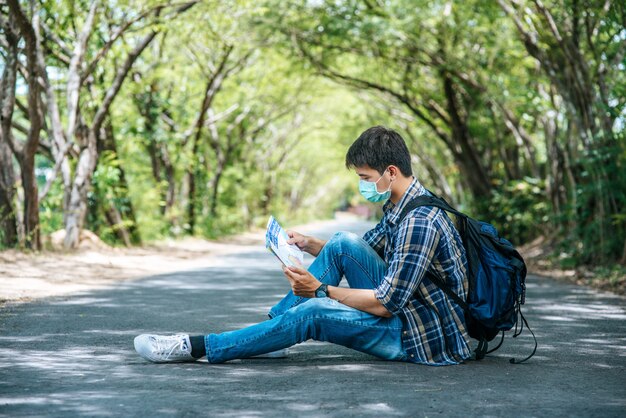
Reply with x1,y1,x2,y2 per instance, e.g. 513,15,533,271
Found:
1,0,624,267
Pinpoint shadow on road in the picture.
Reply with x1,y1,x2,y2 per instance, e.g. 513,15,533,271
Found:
1,220,625,417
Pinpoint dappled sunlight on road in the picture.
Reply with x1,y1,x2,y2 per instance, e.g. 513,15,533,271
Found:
2,268,625,416
0,346,129,376
316,364,380,372
516,279,626,364
535,302,626,320
1,220,625,416
538,315,576,322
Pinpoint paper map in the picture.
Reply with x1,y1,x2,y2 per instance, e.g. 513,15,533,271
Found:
265,216,304,268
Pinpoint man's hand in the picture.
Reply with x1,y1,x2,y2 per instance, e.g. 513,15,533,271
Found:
282,265,321,298
286,230,326,257
282,266,392,318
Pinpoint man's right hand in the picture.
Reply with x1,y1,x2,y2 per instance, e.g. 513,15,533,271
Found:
286,230,326,257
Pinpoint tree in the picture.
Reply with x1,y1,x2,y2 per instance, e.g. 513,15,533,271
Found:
256,0,551,201
257,0,624,262
4,0,43,249
498,0,626,263
91,114,142,246
182,42,252,233
2,0,622,269
0,14,19,247
7,0,198,248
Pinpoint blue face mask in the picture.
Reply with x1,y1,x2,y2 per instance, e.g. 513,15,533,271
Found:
359,169,392,203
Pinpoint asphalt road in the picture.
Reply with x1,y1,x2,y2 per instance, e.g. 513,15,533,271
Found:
1,219,625,417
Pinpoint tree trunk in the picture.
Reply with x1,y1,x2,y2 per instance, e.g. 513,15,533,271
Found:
64,131,98,248
63,30,158,248
103,204,132,247
0,142,18,247
162,144,176,215
185,140,198,235
498,103,540,178
20,151,41,249
7,0,43,250
543,113,565,225
0,22,19,247
135,85,176,217
496,142,515,183
209,157,226,218
561,122,578,232
442,74,492,198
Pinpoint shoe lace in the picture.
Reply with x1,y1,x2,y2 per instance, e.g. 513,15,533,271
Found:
154,335,189,360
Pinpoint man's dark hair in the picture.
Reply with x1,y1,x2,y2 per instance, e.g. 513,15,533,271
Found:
345,126,413,176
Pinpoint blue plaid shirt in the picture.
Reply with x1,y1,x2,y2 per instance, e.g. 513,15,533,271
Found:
366,178,472,365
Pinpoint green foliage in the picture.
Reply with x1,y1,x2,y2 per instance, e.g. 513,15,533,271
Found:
477,178,550,246
570,139,626,265
88,151,138,245
36,155,64,236
38,181,65,236
3,0,624,270
593,265,626,288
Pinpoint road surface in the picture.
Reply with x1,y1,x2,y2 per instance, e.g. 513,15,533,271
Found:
1,220,625,417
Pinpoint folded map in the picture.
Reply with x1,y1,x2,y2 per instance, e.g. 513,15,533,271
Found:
265,216,304,268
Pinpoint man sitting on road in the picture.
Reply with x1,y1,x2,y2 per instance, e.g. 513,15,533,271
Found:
134,126,472,365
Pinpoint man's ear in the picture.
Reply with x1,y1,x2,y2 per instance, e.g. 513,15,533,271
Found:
388,165,398,179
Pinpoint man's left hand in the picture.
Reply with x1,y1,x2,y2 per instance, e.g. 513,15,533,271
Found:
282,266,321,298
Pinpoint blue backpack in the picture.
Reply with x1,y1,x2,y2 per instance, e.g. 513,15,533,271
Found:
398,193,537,363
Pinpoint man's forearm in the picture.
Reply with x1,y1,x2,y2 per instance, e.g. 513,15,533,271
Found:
310,237,327,257
327,286,392,318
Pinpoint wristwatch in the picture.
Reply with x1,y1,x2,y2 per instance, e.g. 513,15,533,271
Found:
315,283,329,298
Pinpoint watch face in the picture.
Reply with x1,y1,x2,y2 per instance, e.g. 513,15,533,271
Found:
316,284,328,298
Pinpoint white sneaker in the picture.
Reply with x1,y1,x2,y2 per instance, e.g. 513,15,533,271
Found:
134,334,197,363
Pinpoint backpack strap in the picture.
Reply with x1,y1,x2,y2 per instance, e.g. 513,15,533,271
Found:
509,309,538,364
397,193,467,224
426,272,468,311
396,192,470,311
397,192,486,358
397,193,472,267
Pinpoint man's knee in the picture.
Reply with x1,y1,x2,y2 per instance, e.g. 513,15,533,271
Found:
326,231,363,252
278,299,322,338
291,298,331,315
286,298,340,326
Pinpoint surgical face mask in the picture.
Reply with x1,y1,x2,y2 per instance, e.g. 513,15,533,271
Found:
359,169,392,203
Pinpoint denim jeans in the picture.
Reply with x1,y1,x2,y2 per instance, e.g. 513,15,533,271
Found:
205,232,408,363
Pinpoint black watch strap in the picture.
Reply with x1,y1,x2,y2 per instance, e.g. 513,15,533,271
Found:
315,283,328,298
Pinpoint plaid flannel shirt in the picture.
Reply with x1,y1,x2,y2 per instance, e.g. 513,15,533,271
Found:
366,178,472,365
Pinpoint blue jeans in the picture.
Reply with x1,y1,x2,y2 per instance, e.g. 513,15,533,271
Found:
205,232,408,363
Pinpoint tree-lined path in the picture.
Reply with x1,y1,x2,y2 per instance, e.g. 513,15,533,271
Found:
1,220,624,417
